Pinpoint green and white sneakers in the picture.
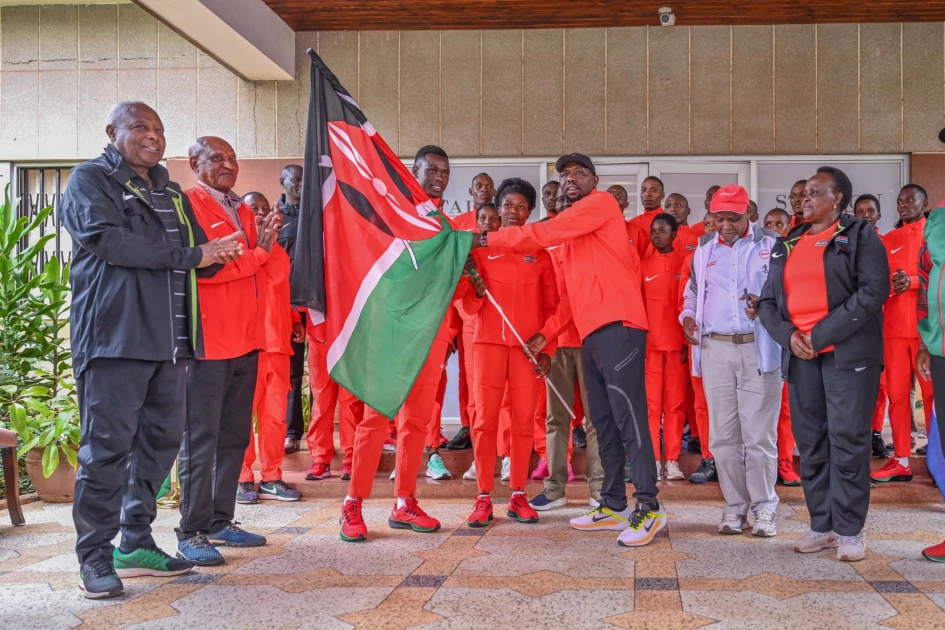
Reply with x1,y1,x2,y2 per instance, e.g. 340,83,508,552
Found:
113,546,194,578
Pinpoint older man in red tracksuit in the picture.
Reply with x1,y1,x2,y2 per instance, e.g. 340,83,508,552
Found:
237,192,303,504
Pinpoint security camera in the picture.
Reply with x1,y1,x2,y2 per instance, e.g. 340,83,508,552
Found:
659,7,676,26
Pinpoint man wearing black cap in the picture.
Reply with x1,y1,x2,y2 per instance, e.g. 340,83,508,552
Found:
472,153,665,548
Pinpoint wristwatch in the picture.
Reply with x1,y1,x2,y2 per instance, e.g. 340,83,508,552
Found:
479,232,489,248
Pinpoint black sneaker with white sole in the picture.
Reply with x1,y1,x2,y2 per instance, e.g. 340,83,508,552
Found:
79,551,124,599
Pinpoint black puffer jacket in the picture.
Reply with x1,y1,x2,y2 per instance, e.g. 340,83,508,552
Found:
61,145,216,376
758,213,889,378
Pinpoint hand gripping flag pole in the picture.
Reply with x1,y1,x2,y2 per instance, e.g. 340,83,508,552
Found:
467,268,576,420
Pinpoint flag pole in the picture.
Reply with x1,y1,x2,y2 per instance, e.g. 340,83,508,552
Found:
467,269,576,420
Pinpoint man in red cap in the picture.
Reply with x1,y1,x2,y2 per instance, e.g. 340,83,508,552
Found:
680,185,782,538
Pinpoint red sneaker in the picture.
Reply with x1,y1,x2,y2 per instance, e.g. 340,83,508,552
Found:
438,431,449,448
777,459,801,486
507,493,539,523
383,432,397,452
922,540,945,562
305,462,331,480
340,462,352,481
870,459,913,482
340,498,367,542
388,498,441,533
467,495,494,528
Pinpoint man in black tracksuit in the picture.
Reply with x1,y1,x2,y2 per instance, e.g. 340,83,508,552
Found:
61,101,242,598
276,164,307,451
758,209,888,553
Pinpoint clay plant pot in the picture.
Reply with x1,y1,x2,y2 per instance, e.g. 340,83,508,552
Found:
25,446,76,503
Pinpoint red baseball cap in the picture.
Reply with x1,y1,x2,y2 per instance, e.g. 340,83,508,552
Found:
710,185,750,214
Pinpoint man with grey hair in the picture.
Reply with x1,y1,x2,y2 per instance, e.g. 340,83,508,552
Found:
61,101,243,598
175,136,279,567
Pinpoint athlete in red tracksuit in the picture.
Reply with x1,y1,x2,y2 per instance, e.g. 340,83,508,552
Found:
340,145,464,542
466,178,559,527
872,185,934,483
305,320,365,481
762,208,802,486
238,193,304,502
642,214,688,481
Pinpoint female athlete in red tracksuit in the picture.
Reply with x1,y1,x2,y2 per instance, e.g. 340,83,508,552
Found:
641,214,688,481
464,179,559,527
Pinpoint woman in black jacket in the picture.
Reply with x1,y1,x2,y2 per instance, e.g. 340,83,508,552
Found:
758,166,889,563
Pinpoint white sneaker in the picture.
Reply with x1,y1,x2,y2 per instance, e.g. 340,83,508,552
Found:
463,461,477,480
616,503,667,547
664,461,684,481
793,529,839,553
389,468,396,481
655,464,662,482
751,509,777,537
718,513,748,535
588,491,602,508
570,503,631,531
837,531,866,562
500,457,511,481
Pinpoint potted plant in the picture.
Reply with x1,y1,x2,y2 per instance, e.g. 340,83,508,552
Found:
0,186,78,502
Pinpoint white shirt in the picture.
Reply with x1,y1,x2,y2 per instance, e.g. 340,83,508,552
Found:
702,235,754,335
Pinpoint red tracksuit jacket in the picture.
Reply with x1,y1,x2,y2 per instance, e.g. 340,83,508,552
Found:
884,218,925,340
465,247,559,356
187,185,269,360
642,250,687,351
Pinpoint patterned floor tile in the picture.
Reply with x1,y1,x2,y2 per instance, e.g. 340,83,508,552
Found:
880,593,945,629
339,586,442,630
673,536,865,581
866,539,945,582
680,590,897,629
678,574,875,600
0,581,159,630
235,532,449,576
453,535,635,578
442,570,635,597
415,587,635,630
605,590,715,629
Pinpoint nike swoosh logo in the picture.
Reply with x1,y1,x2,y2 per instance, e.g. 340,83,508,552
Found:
592,514,612,522
488,255,504,260
891,246,904,254
855,367,867,372
122,193,136,201
645,275,659,282
211,221,227,228
644,519,656,532
547,245,562,250
772,252,782,258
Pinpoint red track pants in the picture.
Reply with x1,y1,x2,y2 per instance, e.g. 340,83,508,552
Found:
871,371,888,432
347,339,449,499
472,344,539,494
240,351,291,483
305,332,364,466
777,381,796,461
690,373,713,459
885,337,934,457
645,349,687,461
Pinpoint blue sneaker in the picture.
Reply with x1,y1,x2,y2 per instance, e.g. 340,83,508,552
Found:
177,534,224,567
258,479,301,502
529,490,568,512
207,522,266,548
236,482,258,504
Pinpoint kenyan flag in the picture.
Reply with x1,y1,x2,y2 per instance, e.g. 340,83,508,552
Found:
291,49,472,418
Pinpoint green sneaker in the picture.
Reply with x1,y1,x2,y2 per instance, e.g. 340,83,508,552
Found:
425,453,451,480
113,546,194,578
259,479,302,502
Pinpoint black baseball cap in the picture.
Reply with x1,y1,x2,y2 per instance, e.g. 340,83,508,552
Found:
555,153,596,176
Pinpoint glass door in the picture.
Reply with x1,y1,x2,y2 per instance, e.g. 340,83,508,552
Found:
648,161,751,219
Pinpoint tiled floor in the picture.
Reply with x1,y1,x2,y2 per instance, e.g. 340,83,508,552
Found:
2,498,945,629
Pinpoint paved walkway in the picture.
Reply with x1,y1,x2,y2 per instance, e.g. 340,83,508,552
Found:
2,498,945,628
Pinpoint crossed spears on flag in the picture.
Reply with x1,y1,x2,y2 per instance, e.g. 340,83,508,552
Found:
464,263,576,421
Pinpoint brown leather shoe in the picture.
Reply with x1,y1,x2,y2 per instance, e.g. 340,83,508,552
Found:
284,438,300,454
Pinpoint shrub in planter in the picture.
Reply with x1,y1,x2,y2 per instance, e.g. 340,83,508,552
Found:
0,185,78,501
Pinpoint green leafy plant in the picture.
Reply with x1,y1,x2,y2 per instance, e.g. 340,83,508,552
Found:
0,184,78,480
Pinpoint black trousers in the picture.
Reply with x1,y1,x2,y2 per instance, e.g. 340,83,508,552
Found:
74,357,190,564
177,351,258,539
930,355,945,453
582,323,658,511
285,312,307,439
787,352,880,536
